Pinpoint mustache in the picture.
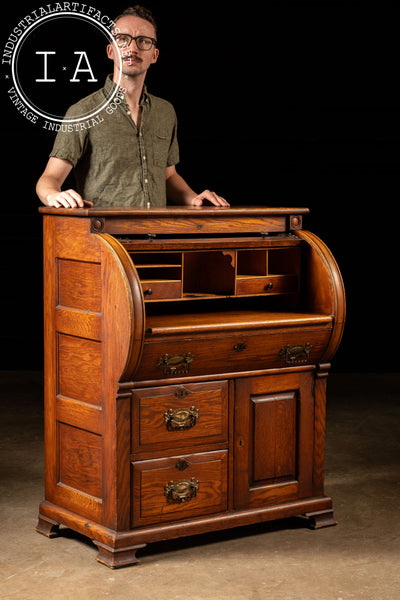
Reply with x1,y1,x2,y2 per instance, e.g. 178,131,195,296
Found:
121,52,142,62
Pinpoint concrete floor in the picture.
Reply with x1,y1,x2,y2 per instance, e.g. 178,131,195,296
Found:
0,372,399,600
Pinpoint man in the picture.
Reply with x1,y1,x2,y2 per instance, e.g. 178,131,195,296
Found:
36,5,229,209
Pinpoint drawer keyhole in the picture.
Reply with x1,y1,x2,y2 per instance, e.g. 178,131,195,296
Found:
175,387,189,398
234,342,247,352
175,458,190,471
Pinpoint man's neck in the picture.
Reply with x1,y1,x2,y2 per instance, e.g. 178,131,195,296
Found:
113,71,146,127
114,71,146,108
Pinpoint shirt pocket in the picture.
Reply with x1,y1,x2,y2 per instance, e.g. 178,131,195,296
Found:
152,131,171,167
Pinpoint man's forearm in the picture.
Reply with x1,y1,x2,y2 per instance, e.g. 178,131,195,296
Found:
165,165,229,207
36,175,62,206
166,170,197,205
36,175,88,208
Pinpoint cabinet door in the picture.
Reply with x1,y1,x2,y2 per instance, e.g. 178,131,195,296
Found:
234,372,314,509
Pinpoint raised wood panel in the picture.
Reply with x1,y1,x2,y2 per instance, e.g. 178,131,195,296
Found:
252,392,297,484
234,372,314,510
58,423,103,499
58,259,101,312
55,216,100,261
58,334,102,406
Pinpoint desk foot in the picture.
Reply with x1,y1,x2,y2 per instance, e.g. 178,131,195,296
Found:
36,514,60,538
305,508,337,529
94,541,147,569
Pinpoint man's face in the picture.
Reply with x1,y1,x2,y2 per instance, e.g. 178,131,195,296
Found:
107,15,159,79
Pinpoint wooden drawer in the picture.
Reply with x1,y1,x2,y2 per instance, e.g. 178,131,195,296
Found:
131,381,228,455
236,274,298,295
136,324,332,381
131,450,228,526
141,280,182,300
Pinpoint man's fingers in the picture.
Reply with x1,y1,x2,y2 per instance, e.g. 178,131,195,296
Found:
47,189,86,208
193,190,230,207
63,189,83,207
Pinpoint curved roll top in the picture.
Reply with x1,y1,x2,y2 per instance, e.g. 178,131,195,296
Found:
296,230,346,364
96,234,145,382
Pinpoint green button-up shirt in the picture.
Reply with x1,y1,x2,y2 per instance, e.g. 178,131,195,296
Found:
50,76,180,207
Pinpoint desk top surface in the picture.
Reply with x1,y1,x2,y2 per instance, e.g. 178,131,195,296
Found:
38,206,309,217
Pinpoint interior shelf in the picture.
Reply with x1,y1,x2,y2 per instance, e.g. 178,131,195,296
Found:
129,246,302,303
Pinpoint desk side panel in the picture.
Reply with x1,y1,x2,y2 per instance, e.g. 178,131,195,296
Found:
41,217,140,527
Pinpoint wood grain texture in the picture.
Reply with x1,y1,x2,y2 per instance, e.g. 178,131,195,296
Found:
58,334,102,405
57,259,101,312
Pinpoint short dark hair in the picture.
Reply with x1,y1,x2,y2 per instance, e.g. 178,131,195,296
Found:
113,5,157,38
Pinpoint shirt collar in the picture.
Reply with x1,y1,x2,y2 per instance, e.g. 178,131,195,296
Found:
103,75,150,106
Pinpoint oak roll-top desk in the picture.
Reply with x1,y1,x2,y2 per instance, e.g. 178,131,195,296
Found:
36,206,345,569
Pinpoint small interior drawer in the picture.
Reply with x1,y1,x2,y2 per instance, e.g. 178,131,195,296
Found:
131,450,228,526
131,381,228,455
141,280,182,300
236,274,298,296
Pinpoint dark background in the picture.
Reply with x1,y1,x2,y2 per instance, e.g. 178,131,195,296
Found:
1,0,399,373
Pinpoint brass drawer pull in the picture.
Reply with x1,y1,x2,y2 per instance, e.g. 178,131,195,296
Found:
164,477,199,503
157,352,194,375
280,343,312,364
164,406,199,430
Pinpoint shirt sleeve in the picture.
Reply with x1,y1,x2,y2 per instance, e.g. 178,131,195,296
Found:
49,106,89,167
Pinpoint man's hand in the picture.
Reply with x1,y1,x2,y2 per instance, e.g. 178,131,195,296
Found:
46,189,93,209
165,166,229,207
37,157,94,209
190,190,230,207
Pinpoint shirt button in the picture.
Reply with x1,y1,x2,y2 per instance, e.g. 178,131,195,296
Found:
143,155,146,161
144,178,148,184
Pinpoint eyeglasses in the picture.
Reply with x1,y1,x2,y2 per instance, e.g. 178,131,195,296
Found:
112,33,157,51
